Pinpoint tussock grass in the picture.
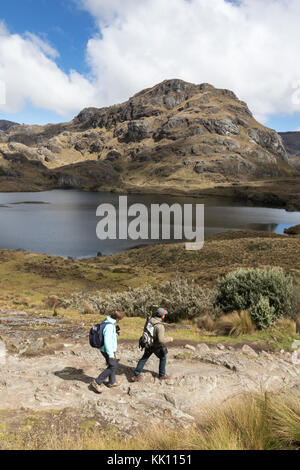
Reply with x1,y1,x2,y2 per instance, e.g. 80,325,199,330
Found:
215,311,254,337
197,314,215,332
0,394,299,450
275,318,297,334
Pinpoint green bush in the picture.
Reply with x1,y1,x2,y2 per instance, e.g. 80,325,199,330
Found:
249,296,276,329
158,278,217,322
66,278,217,323
215,268,295,328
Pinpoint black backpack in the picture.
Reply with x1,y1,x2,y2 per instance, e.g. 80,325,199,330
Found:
89,321,109,348
139,315,156,350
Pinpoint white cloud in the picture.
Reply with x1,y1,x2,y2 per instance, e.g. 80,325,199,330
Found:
79,0,300,124
2,1,300,124
0,21,97,116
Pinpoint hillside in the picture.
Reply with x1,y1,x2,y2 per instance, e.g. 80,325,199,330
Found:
279,132,300,170
0,120,19,132
0,79,297,198
0,229,299,449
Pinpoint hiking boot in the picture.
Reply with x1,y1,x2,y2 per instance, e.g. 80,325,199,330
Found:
131,375,142,382
91,379,104,393
159,374,169,380
107,382,119,388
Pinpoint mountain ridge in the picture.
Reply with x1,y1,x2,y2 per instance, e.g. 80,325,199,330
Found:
0,79,298,207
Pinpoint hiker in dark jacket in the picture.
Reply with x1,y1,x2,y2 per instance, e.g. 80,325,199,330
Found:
131,308,173,381
91,310,124,394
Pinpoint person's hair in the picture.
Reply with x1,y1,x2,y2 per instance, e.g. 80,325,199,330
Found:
109,310,124,321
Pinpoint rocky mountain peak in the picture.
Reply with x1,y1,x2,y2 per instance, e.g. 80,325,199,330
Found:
0,79,296,194
133,78,201,100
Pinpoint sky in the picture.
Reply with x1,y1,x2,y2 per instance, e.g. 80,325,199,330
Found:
1,0,300,131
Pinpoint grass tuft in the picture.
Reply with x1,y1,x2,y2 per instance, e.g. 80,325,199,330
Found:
0,394,299,450
215,311,254,337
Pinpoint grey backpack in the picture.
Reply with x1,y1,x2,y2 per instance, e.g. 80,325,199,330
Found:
139,315,156,350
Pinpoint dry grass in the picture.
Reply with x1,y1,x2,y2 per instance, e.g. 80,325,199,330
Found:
275,318,297,334
296,314,300,334
0,393,299,450
215,311,254,337
197,315,215,332
0,231,299,311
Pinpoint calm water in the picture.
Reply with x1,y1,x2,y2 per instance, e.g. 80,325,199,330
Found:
0,190,299,258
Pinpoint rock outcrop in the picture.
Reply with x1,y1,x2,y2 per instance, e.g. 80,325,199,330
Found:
279,131,300,170
0,79,294,193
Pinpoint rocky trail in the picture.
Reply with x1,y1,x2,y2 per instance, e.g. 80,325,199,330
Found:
0,310,300,432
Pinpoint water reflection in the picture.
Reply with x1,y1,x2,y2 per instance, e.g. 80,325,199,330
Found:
0,190,299,258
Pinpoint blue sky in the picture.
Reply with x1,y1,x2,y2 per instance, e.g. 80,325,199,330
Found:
1,0,300,132
1,0,97,76
0,0,97,124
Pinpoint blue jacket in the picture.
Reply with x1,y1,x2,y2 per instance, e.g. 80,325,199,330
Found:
100,316,117,357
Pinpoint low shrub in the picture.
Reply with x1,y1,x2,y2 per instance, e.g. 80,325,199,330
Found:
215,268,296,329
249,296,276,330
66,278,217,323
290,285,300,320
158,278,217,322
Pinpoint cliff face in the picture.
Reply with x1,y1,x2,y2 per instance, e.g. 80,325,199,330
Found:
279,132,300,170
0,79,294,192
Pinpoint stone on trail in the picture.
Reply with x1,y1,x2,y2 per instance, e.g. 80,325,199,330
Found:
184,344,196,352
196,343,210,354
241,344,258,357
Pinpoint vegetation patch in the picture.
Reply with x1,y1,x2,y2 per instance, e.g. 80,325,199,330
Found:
215,267,300,329
0,393,299,450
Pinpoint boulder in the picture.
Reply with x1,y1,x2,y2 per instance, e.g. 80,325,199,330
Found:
184,344,196,352
241,344,258,357
122,120,154,142
196,343,210,354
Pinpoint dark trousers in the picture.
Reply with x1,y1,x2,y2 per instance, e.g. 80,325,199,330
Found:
134,346,167,377
96,352,117,385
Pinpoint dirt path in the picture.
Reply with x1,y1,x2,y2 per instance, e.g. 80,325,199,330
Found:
0,310,299,430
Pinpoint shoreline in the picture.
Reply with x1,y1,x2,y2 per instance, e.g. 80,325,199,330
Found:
0,176,300,211
0,229,292,262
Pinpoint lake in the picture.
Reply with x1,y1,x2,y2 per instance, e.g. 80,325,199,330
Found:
0,190,299,258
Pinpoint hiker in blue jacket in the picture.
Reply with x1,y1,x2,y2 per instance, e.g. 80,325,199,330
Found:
91,310,124,394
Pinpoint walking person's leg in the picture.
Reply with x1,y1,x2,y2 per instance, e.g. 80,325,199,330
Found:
154,347,168,378
158,355,167,377
107,356,118,386
133,348,153,378
95,352,111,385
